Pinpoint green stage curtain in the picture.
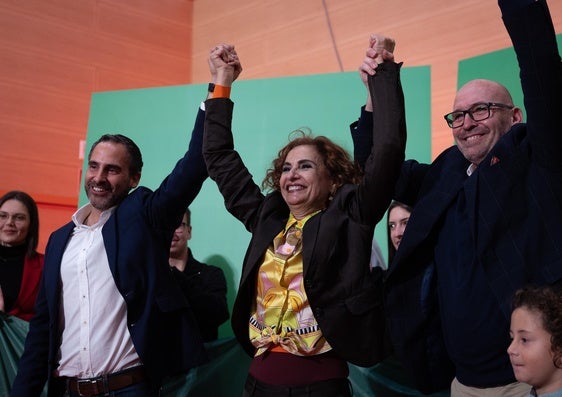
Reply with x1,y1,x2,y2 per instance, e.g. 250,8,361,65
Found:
162,337,451,397
1,320,449,397
0,313,47,396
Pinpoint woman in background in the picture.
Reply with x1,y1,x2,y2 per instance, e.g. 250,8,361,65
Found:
386,200,412,267
0,191,44,321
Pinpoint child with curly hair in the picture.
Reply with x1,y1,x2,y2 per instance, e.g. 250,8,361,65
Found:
508,286,562,396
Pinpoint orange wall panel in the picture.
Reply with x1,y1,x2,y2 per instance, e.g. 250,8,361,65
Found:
95,68,171,92
96,3,190,55
36,202,78,253
1,0,96,30
0,0,194,244
0,82,89,131
0,46,95,95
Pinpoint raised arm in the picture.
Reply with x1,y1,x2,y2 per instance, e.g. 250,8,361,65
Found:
359,35,396,112
203,45,265,232
357,38,407,226
500,0,562,168
353,35,396,170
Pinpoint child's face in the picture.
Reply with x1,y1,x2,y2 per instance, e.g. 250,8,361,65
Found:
508,306,562,394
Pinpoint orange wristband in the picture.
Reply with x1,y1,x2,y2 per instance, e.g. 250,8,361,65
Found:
212,84,231,98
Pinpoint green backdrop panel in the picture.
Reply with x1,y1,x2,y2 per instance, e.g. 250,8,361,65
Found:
83,68,431,337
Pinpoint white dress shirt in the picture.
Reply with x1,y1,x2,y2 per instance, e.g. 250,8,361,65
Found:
55,203,141,378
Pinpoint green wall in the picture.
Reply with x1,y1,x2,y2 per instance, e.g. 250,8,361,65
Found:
83,68,431,337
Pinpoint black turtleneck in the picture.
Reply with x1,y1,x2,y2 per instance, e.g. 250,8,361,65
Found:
0,244,26,311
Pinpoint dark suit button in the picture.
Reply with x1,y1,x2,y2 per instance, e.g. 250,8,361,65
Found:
304,279,312,288
314,308,323,319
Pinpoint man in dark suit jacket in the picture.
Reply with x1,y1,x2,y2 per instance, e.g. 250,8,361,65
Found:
169,207,229,342
352,0,562,395
10,109,210,396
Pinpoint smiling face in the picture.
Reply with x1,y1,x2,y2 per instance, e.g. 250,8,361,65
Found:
388,205,410,250
85,141,140,216
508,306,562,394
451,80,522,165
0,199,30,246
279,144,334,219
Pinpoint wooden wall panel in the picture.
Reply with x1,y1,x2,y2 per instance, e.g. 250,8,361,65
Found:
95,68,170,92
0,0,194,251
97,3,190,55
0,82,89,130
1,0,96,30
0,46,95,95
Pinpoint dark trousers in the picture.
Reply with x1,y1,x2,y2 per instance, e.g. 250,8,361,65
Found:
243,374,353,397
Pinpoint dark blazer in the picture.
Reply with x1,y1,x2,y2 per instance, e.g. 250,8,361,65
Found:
11,108,209,397
203,62,406,367
353,0,562,393
171,248,229,342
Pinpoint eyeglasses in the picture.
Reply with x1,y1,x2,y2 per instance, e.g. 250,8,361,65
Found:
444,102,514,128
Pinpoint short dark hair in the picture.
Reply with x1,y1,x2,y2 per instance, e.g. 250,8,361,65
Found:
512,286,562,368
88,134,143,175
0,191,40,258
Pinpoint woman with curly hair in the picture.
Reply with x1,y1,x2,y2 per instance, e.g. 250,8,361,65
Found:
203,36,404,397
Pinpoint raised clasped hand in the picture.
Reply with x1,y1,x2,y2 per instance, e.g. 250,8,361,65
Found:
208,43,243,86
358,34,396,87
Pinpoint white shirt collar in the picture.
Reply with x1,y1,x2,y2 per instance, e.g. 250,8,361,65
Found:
466,163,478,176
72,203,116,228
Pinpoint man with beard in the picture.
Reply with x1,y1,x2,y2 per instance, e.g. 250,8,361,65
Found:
11,119,211,396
